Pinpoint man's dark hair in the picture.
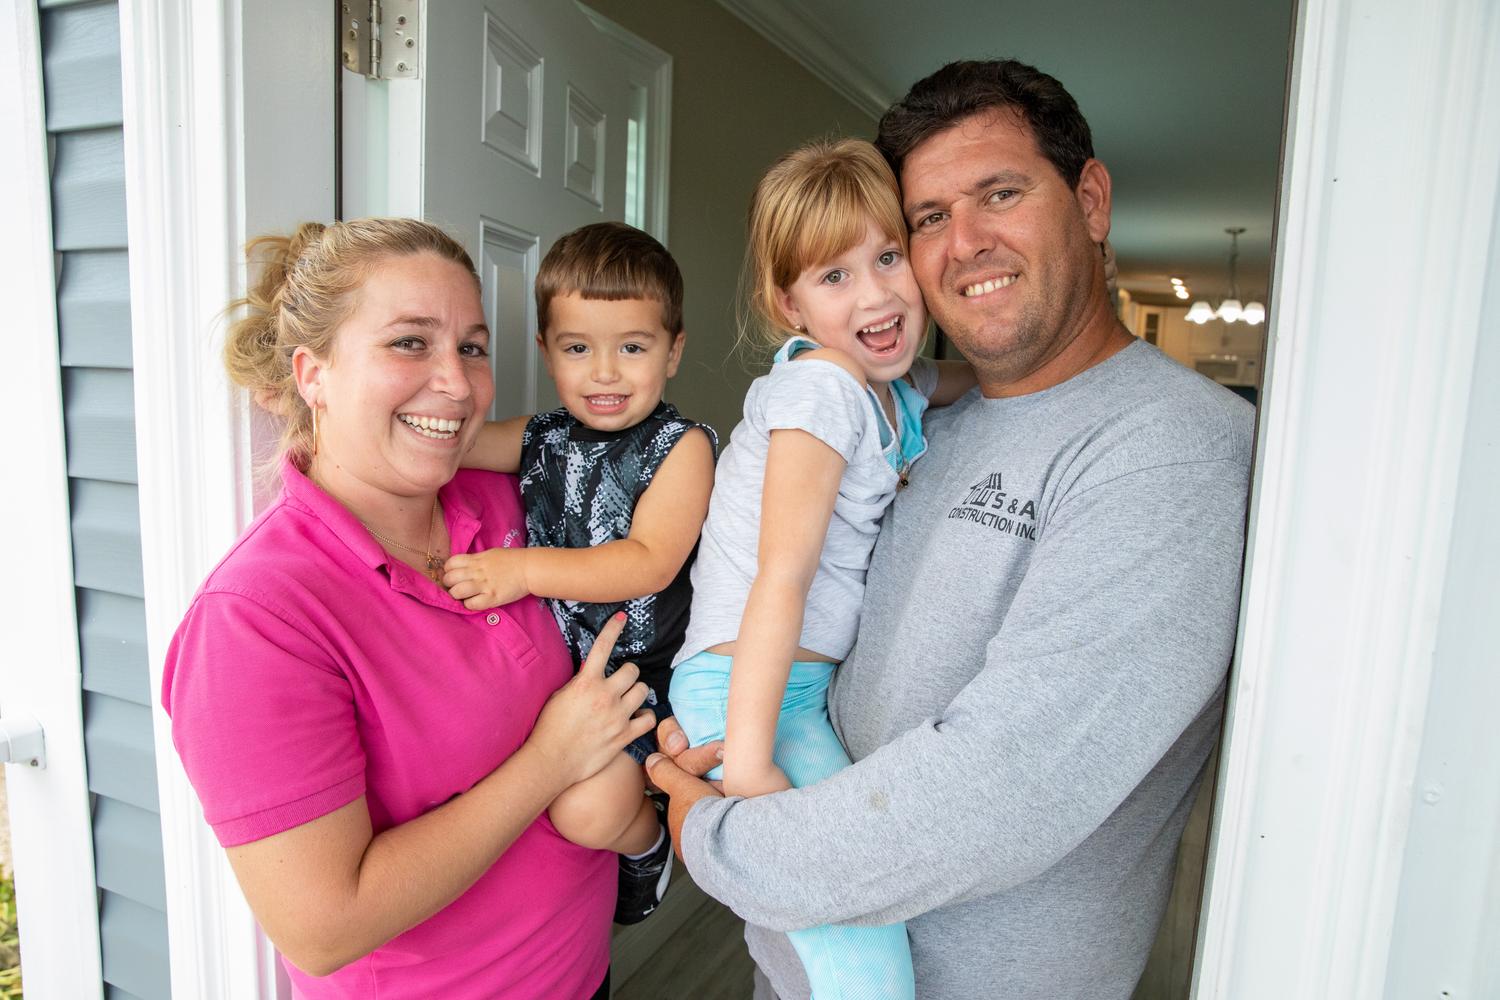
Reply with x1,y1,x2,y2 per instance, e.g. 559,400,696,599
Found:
875,59,1095,189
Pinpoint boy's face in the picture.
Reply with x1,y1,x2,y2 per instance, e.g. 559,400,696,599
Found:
539,293,684,433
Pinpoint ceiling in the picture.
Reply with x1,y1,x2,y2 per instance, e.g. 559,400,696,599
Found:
718,0,1297,305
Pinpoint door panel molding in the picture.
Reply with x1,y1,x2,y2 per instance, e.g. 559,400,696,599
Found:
478,217,543,417
482,12,544,173
577,3,672,242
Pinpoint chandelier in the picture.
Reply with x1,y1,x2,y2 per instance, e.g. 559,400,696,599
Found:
1186,227,1265,325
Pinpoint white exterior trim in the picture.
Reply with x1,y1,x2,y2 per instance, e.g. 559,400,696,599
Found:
117,1,273,997
121,0,333,996
1192,0,1500,996
0,1,106,995
715,0,892,120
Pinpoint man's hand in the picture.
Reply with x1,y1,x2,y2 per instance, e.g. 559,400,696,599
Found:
442,549,529,610
645,717,725,862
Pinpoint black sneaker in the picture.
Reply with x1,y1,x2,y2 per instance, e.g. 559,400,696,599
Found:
614,797,672,925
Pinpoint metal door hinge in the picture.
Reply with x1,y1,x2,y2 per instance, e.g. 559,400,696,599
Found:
340,0,420,80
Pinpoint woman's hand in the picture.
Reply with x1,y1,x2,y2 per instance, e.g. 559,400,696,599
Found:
526,613,655,786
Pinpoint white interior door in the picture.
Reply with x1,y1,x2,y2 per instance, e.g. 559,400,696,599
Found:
344,1,670,421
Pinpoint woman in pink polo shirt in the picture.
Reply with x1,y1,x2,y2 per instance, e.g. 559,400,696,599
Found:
162,218,653,998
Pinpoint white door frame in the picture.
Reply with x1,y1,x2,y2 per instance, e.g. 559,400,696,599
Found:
99,0,1500,995
0,3,106,995
118,0,333,997
1192,0,1500,996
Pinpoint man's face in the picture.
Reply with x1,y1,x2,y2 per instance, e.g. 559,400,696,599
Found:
900,110,1110,393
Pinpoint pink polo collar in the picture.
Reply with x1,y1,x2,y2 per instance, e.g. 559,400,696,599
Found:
278,456,487,611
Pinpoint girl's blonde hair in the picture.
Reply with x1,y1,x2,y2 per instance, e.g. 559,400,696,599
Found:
224,218,478,468
743,138,909,351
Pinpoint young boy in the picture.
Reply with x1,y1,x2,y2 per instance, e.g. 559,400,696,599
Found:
443,222,716,924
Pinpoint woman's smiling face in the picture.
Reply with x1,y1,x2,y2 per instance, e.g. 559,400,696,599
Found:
296,252,494,504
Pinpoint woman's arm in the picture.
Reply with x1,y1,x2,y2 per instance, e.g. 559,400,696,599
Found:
222,615,653,976
460,415,529,473
443,427,715,609
720,426,846,798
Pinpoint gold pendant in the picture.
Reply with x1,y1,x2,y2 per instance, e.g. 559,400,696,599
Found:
426,555,446,582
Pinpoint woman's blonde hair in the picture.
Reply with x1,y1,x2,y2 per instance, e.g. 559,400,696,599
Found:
743,138,909,351
224,218,478,467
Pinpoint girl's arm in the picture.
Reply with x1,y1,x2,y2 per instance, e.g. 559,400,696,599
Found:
927,358,979,407
721,426,847,798
222,616,652,977
460,415,529,473
443,427,715,609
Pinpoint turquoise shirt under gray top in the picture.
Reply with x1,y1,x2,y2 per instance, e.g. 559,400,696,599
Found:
681,341,1254,999
676,342,937,665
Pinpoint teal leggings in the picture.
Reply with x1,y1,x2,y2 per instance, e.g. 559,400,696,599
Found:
669,651,915,1000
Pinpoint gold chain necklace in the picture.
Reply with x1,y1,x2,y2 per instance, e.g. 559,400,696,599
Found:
362,498,445,582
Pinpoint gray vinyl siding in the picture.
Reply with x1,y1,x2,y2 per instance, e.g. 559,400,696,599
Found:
40,0,172,997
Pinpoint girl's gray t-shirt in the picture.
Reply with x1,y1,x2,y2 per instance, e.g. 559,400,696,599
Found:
676,352,937,664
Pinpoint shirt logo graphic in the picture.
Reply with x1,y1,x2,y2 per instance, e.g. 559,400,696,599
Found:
948,473,1039,541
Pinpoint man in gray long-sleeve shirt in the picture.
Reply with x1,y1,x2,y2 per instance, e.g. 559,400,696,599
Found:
648,59,1253,999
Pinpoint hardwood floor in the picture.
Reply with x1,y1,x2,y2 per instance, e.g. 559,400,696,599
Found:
1131,752,1217,1000
614,893,756,1000
613,763,1216,1000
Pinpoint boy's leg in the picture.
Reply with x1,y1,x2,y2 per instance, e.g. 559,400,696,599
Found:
548,752,656,853
550,750,673,924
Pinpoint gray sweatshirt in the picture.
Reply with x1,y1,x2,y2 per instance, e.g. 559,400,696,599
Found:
681,341,1254,999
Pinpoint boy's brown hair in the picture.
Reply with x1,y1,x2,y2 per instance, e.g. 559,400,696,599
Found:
536,221,684,337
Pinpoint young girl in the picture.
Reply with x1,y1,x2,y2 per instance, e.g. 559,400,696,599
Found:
669,140,976,998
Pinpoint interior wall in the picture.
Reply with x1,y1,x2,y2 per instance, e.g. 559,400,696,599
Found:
1123,301,1267,387
585,0,879,438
